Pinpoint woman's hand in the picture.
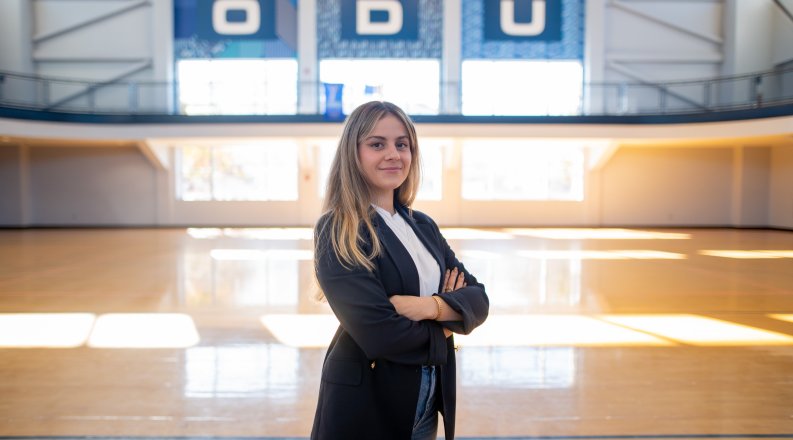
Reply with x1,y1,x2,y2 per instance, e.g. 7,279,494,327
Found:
442,267,467,293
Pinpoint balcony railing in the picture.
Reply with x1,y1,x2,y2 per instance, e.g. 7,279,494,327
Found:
1,66,792,118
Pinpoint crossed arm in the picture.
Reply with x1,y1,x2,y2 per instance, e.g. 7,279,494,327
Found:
389,267,466,337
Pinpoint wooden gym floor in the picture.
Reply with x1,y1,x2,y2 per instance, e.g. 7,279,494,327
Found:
1,227,793,439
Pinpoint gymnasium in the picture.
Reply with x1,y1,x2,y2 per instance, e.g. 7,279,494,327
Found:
1,0,793,439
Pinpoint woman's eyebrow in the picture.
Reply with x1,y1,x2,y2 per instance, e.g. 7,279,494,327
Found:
363,135,409,141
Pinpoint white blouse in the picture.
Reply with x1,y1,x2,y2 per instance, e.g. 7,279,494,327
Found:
373,205,441,297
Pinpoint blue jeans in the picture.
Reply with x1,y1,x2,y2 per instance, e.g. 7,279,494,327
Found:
412,366,438,440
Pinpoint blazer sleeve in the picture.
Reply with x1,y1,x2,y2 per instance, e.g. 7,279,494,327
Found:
425,217,490,335
315,216,448,366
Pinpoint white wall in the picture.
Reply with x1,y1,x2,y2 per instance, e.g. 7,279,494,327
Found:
584,0,728,113
723,0,775,75
769,145,793,229
0,0,172,112
24,146,157,226
601,147,733,226
0,145,27,225
734,146,770,227
772,0,793,67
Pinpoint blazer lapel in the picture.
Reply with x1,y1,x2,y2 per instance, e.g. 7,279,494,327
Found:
372,212,421,296
396,204,446,280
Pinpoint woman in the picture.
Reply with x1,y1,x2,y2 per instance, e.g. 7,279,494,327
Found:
311,101,489,440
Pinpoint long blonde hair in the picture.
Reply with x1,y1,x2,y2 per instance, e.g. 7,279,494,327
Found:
318,101,421,275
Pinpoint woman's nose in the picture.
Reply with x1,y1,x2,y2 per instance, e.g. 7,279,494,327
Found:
384,144,400,159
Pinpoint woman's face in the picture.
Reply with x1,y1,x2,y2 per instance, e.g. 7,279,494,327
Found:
357,113,412,202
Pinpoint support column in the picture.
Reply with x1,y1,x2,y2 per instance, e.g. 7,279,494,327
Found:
0,0,34,73
151,0,175,113
298,0,318,114
442,0,461,114
583,0,606,115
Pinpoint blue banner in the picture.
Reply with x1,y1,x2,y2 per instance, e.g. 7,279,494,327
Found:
463,0,583,60
340,0,419,41
484,0,562,41
174,0,297,58
317,0,442,58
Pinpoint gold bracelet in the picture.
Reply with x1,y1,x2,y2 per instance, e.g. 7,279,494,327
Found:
432,295,443,321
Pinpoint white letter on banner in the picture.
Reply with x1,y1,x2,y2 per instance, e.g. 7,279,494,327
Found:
500,0,546,36
357,0,403,35
212,0,261,35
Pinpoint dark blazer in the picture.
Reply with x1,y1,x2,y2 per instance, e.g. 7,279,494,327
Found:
311,203,489,440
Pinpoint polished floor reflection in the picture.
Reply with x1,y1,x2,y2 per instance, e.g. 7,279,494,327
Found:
2,227,793,438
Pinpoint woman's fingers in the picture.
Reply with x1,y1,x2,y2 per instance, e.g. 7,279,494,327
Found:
454,269,465,290
449,268,458,291
442,267,465,292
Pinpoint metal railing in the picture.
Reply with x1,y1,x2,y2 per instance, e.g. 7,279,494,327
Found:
1,66,792,117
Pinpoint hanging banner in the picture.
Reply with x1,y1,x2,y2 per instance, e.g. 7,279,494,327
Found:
317,0,442,58
174,0,297,58
463,0,583,59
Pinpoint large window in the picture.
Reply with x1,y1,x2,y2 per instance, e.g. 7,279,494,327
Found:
178,143,299,201
461,61,583,116
177,59,297,115
319,60,440,115
461,140,584,201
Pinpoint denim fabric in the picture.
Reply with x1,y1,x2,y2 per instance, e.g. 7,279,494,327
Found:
412,366,438,440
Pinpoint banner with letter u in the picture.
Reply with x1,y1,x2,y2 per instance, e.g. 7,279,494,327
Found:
462,0,583,60
317,0,442,58
174,0,297,58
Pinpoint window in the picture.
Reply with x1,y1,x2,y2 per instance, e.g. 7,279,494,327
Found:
177,59,297,115
461,60,583,116
178,143,298,201
416,139,445,201
461,140,584,201
319,59,440,115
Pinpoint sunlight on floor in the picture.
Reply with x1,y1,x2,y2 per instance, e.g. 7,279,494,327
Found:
505,228,692,240
600,314,793,345
87,313,201,348
0,313,96,348
515,250,687,260
699,250,793,259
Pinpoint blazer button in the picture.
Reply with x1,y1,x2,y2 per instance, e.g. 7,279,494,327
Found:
370,361,376,369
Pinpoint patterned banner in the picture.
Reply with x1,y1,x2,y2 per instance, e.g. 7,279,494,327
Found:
174,0,297,59
463,0,584,59
317,0,442,58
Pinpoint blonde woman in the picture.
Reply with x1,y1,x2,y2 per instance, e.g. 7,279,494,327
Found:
311,101,489,440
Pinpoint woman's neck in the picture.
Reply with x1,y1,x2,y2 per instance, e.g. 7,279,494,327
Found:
372,193,395,214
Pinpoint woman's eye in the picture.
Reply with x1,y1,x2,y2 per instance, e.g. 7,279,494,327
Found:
370,142,384,149
397,143,409,150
